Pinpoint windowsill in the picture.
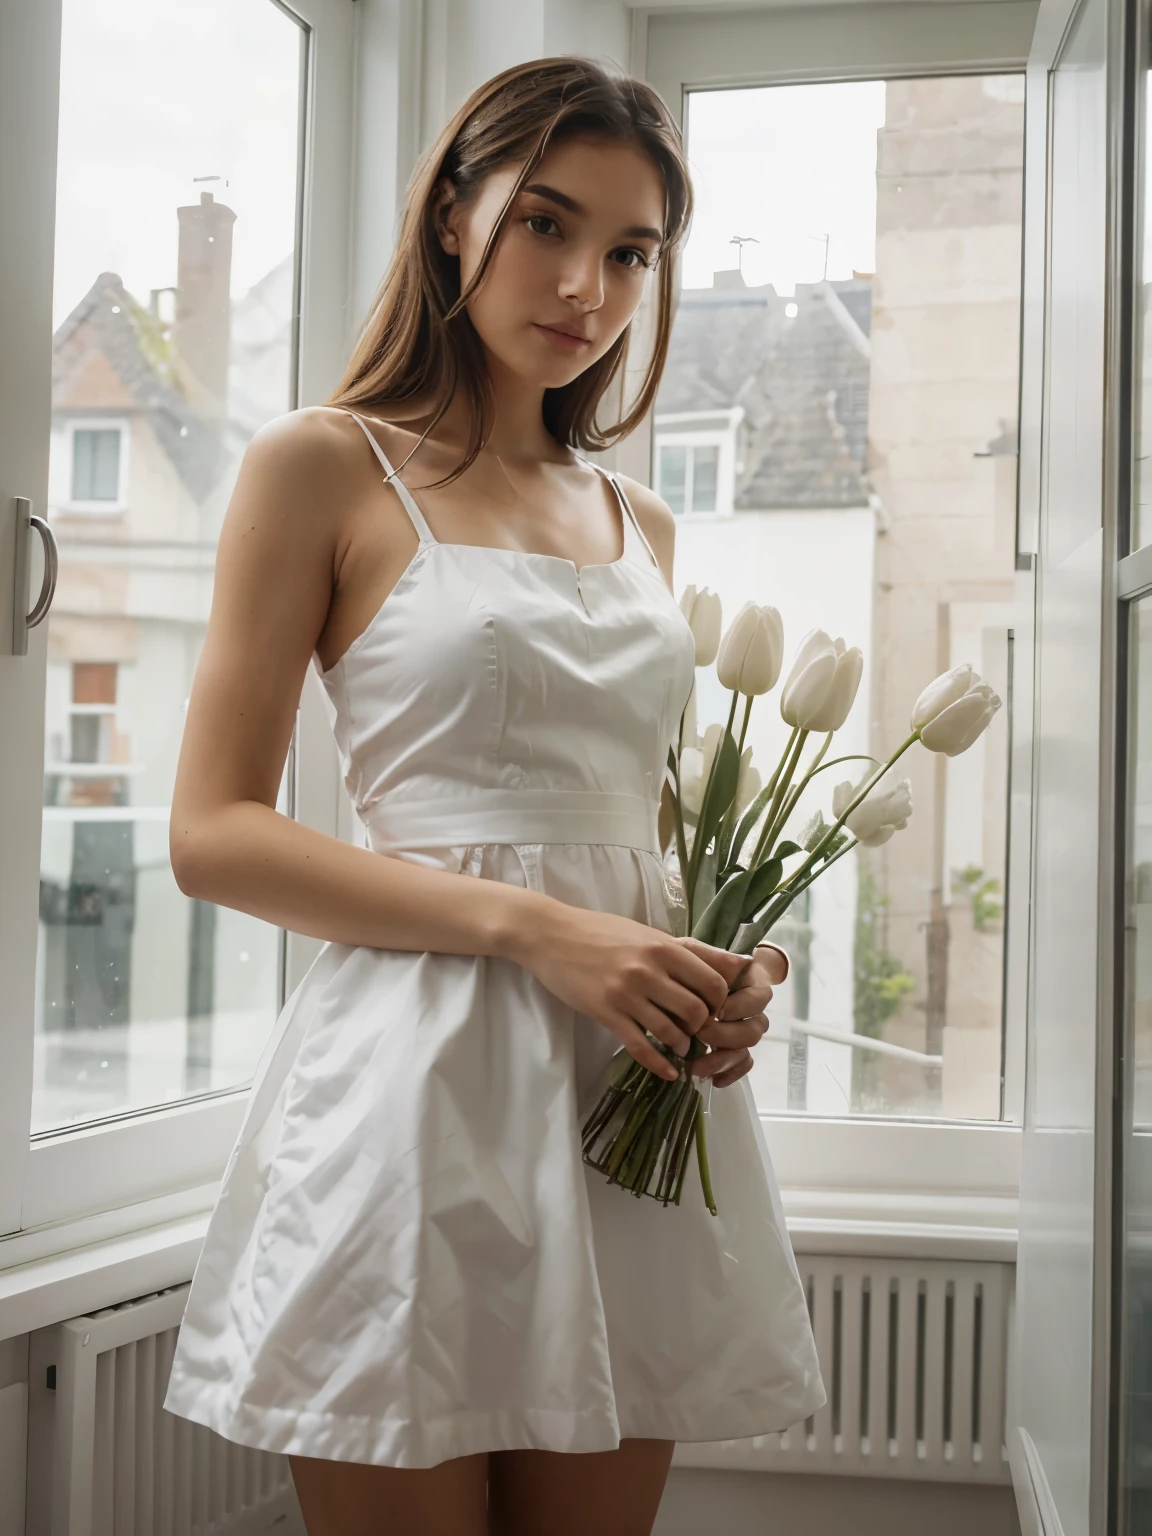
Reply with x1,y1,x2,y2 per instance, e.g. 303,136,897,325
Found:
52,504,127,518
0,1184,218,1343
0,1172,1019,1345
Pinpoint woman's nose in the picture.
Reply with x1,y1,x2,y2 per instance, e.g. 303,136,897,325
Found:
558,251,603,309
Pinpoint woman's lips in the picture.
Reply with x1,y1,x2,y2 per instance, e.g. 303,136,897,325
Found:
532,322,591,351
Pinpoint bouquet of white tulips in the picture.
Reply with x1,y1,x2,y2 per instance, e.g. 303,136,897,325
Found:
581,587,1002,1216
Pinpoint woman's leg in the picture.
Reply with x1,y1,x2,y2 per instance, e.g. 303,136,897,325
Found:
288,1450,489,1536
487,1439,675,1536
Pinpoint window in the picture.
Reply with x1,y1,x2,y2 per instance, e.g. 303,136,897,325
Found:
28,0,307,1136
653,408,742,517
660,73,1025,1122
70,427,122,503
657,439,720,514
1,0,355,1237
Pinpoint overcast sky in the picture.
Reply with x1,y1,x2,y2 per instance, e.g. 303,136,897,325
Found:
52,0,886,329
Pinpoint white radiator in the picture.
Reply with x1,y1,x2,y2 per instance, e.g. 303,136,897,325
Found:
674,1254,1014,1484
24,1255,1013,1532
25,1284,297,1536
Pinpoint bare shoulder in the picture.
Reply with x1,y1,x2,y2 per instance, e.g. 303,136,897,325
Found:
232,404,400,548
245,404,371,484
616,474,677,588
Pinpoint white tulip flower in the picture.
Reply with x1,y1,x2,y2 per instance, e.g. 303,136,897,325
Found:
832,774,913,848
781,630,863,730
700,722,724,778
679,748,705,816
679,722,725,816
911,663,976,731
735,747,762,815
919,682,1002,756
716,602,785,696
679,585,723,667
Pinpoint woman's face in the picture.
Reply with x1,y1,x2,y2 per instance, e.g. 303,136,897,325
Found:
437,134,667,392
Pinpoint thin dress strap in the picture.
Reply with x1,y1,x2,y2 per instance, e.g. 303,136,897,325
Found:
596,465,660,570
342,411,437,544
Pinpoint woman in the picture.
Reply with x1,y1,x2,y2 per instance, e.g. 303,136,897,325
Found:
162,56,822,1536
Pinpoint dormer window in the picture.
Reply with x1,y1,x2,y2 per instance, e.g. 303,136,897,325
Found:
653,408,742,517
59,418,129,512
71,428,121,501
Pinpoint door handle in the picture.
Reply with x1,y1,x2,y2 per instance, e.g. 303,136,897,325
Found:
11,495,58,655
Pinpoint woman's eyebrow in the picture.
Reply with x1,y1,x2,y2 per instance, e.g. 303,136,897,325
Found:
522,182,661,242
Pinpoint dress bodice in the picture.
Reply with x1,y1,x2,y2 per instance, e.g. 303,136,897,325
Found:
314,412,697,856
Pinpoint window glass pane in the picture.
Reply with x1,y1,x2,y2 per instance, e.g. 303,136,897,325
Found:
662,75,1023,1120
1124,598,1152,1525
691,444,719,512
1136,74,1152,549
71,428,121,500
659,444,688,514
34,0,305,1133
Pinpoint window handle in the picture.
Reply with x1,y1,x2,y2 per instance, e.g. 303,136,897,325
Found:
11,496,59,655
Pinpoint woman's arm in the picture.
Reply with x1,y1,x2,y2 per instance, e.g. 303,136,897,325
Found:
170,409,746,1081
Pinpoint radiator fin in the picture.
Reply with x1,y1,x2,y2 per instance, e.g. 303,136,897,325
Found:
27,1284,293,1536
674,1254,1012,1483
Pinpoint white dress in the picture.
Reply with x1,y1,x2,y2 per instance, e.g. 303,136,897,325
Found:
162,410,824,1469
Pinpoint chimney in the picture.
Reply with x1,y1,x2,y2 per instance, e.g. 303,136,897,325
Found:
712,268,747,290
174,191,236,418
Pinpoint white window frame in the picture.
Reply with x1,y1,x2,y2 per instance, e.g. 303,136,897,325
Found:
653,407,742,518
57,417,129,515
630,0,1039,1205
0,0,362,1249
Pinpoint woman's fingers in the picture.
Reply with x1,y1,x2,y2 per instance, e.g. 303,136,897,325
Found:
630,998,693,1059
664,947,732,1017
690,1046,755,1085
609,1012,679,1080
711,1051,756,1088
718,980,773,1021
696,1014,767,1051
645,973,719,1037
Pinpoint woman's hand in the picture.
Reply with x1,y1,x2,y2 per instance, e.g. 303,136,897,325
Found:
510,903,750,1081
675,938,784,1089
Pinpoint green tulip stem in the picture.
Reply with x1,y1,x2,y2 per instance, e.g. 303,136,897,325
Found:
781,731,920,897
768,835,859,918
736,693,753,756
762,731,834,855
684,690,740,903
717,695,757,871
669,749,691,928
694,1099,717,1216
751,728,808,868
802,753,882,781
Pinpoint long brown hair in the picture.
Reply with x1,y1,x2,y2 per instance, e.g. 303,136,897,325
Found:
325,57,692,483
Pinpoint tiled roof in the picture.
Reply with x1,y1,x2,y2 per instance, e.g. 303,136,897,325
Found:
52,271,227,502
656,277,873,510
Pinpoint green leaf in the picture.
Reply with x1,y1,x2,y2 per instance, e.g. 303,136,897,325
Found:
695,730,740,867
729,779,775,869
691,842,719,920
692,868,753,947
741,858,783,921
775,840,802,859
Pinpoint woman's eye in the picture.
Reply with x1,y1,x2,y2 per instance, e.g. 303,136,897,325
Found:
611,247,649,270
527,214,559,237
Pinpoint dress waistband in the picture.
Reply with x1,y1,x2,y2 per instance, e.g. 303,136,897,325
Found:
362,789,661,856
